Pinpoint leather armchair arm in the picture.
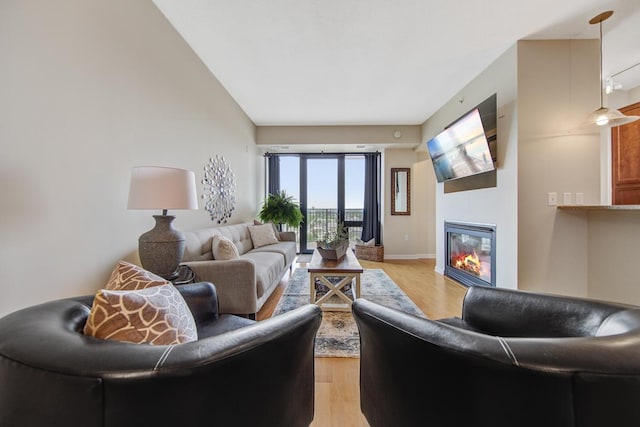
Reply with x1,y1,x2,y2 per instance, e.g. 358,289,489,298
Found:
353,299,513,365
183,259,257,314
354,298,640,374
175,282,220,323
461,286,628,337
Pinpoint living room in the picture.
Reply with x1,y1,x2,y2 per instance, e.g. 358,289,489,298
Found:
4,0,639,317
3,0,640,424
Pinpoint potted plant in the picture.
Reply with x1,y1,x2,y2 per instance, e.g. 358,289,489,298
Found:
317,221,349,260
258,190,303,230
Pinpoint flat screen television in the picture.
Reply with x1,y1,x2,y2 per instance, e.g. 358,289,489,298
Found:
426,108,495,183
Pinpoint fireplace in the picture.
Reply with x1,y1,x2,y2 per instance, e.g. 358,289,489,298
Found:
444,221,496,287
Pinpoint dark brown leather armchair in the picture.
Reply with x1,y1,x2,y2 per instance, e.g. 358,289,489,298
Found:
352,286,640,427
0,282,322,427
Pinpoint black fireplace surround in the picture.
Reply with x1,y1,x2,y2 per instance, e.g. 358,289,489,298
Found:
445,221,496,287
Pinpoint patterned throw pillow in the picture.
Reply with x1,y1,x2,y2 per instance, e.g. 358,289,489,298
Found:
212,235,240,260
84,283,198,345
106,260,169,291
248,224,279,248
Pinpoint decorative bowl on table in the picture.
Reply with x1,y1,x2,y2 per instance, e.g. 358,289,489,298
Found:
316,240,349,260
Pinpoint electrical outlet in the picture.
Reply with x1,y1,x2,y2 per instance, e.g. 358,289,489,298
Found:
576,192,584,205
548,192,557,206
563,192,572,205
404,234,409,241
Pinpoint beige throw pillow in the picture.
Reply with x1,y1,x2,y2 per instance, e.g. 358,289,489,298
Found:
253,220,281,240
84,283,198,345
106,261,170,291
212,235,240,260
248,224,279,248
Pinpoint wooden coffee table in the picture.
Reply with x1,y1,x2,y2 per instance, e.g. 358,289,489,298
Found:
308,248,364,311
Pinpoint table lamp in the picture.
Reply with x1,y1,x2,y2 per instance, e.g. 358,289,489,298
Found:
127,166,198,280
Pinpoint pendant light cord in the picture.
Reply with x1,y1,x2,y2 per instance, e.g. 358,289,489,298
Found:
599,20,604,109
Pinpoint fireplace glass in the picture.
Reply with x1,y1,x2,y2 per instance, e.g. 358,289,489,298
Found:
445,222,495,287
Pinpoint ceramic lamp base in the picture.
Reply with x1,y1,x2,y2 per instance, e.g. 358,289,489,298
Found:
138,215,185,280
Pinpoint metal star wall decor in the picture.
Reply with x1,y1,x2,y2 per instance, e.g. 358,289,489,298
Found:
202,155,236,223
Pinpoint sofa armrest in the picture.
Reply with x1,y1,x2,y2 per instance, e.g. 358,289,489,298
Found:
278,231,296,242
182,259,258,314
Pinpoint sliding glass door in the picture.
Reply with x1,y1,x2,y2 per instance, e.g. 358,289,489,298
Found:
270,153,365,254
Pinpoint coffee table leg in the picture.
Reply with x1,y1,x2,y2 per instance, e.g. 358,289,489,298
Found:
310,272,317,304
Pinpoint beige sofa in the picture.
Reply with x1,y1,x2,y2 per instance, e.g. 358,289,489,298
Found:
182,223,297,319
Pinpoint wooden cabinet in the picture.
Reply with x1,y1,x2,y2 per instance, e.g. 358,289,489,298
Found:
612,102,640,204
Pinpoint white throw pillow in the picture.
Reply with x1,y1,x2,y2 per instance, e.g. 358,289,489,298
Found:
212,235,240,260
248,224,279,248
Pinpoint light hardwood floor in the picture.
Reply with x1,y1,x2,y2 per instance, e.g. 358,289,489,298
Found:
257,258,467,427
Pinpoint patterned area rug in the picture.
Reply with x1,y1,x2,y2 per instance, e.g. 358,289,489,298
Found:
273,268,425,357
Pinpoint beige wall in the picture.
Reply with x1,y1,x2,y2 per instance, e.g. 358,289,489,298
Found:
422,45,519,289
587,212,640,305
0,0,261,316
382,149,435,258
586,85,640,306
517,40,600,297
256,125,421,146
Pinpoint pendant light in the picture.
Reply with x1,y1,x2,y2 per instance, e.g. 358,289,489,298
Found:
585,11,639,127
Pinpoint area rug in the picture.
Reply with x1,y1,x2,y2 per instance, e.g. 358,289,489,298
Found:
272,268,425,357
296,254,313,263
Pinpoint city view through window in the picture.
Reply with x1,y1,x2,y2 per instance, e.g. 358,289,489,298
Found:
277,155,365,252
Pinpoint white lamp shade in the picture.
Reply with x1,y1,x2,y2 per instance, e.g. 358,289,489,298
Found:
128,166,198,210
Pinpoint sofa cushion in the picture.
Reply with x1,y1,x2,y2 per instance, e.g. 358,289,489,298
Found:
242,252,284,298
83,284,198,345
248,224,279,248
212,235,240,260
183,224,254,261
250,241,297,268
106,261,169,291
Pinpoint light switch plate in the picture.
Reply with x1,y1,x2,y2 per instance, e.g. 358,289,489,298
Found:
563,192,572,205
548,192,557,206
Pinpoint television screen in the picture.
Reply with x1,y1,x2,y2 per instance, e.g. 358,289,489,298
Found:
426,108,495,183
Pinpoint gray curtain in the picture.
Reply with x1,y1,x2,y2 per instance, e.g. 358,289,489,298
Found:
267,154,280,195
361,153,381,244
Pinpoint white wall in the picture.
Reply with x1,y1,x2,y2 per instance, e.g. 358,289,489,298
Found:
421,45,519,289
631,86,640,105
517,40,600,297
0,0,260,316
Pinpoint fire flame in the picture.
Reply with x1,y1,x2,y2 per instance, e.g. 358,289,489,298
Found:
452,250,481,276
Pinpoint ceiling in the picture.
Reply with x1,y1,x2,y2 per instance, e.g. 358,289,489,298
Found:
153,0,640,126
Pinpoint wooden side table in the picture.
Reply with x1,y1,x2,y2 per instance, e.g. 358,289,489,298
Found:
308,248,363,311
